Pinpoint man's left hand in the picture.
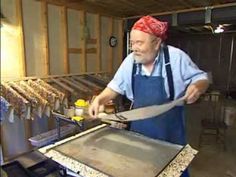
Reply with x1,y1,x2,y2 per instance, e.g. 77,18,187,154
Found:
184,80,209,104
185,84,201,104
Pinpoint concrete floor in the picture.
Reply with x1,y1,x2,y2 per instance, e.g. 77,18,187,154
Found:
185,103,236,177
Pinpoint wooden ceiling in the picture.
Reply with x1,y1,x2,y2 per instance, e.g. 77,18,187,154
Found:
43,0,236,18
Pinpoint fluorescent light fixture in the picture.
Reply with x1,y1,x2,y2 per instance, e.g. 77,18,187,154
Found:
214,25,224,33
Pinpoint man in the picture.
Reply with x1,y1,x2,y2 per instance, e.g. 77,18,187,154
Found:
89,16,209,176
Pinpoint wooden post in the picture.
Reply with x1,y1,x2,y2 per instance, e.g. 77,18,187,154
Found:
95,14,101,72
23,119,33,149
79,11,87,72
16,0,26,77
108,17,113,73
16,0,32,149
61,6,69,74
117,19,124,66
41,0,50,75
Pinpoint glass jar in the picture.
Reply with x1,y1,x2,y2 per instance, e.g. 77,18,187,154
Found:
74,99,88,116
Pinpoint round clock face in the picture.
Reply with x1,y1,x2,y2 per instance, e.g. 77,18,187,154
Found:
109,36,117,47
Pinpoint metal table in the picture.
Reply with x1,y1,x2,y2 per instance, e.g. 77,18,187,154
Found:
39,124,197,177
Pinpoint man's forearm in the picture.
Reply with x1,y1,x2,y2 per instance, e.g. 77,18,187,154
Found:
185,79,209,104
96,87,119,105
193,79,209,94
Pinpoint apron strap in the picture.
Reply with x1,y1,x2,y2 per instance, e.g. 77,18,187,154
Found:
131,63,142,96
131,45,175,101
163,45,175,101
132,63,137,98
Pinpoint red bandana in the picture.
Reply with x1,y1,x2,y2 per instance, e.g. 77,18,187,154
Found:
132,15,168,40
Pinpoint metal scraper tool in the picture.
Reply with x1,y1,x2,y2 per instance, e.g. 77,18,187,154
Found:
98,96,186,122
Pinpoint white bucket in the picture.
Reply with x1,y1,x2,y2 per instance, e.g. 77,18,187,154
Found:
64,107,75,117
224,107,236,126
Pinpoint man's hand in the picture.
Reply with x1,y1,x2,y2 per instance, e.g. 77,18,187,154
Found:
185,80,209,104
88,87,119,118
88,97,100,118
110,121,127,129
185,84,201,104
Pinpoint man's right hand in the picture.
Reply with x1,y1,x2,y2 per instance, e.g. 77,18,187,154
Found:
88,87,119,118
88,97,100,118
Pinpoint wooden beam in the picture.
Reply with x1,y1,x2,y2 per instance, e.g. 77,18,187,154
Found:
68,48,97,54
2,72,107,82
23,119,33,149
117,19,124,66
95,14,101,72
142,0,168,10
117,0,151,14
61,6,69,74
86,38,97,44
16,0,32,149
40,0,123,18
86,48,97,53
72,76,103,90
108,17,113,73
50,78,75,93
79,11,86,72
69,48,82,53
67,77,92,92
125,2,236,19
85,74,109,86
59,77,90,93
41,0,50,75
16,0,26,77
176,0,193,8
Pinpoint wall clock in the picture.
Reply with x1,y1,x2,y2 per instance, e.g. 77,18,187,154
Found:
109,36,117,47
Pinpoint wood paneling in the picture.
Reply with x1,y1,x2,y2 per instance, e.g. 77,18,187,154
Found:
37,0,236,18
95,14,101,72
68,48,97,54
61,6,69,74
86,38,97,44
41,0,50,75
108,17,113,73
16,0,26,77
117,19,124,65
79,10,86,72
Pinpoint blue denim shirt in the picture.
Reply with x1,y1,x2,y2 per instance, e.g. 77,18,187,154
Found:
107,45,208,101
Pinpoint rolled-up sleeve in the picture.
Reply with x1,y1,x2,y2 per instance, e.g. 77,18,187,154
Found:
179,50,208,87
107,70,125,95
167,46,209,98
107,55,134,96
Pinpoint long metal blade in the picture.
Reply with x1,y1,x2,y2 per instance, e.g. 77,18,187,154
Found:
98,96,185,122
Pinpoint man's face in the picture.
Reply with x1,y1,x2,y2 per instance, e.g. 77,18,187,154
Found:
130,30,161,65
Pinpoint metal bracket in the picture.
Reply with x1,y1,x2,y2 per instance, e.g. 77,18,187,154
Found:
205,7,212,24
172,13,178,26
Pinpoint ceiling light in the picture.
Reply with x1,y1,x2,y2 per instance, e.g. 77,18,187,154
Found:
214,25,224,33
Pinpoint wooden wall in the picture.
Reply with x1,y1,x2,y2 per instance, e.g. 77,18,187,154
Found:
1,0,124,81
0,0,124,160
168,33,236,92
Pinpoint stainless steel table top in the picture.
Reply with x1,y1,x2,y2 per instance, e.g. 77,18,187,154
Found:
52,126,182,177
